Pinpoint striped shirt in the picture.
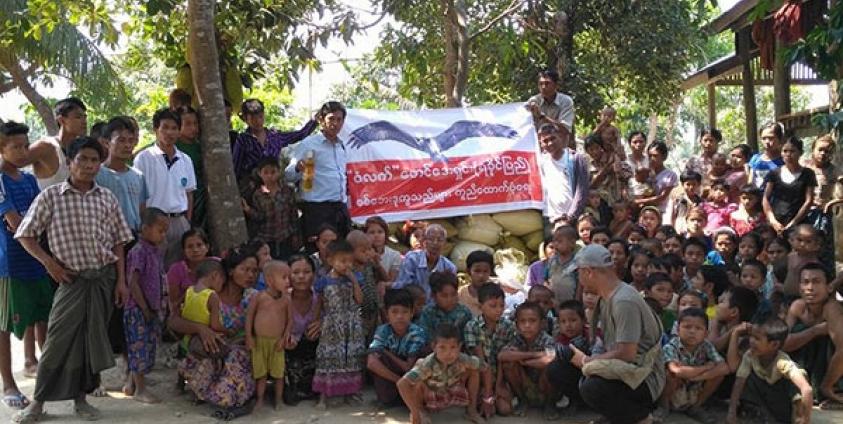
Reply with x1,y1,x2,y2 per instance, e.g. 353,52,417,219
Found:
15,182,133,272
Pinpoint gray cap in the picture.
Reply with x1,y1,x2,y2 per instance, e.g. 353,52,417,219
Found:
572,244,614,270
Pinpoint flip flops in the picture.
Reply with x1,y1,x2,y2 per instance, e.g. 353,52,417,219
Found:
11,408,42,424
74,402,101,421
3,393,30,410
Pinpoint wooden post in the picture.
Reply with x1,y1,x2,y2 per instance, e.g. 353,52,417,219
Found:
742,64,758,151
773,40,791,119
707,84,717,129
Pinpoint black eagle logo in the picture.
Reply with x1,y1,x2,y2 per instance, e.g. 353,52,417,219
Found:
347,120,520,161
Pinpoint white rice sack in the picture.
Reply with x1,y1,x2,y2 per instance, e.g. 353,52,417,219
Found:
456,214,502,246
491,210,543,236
523,230,544,252
450,241,494,272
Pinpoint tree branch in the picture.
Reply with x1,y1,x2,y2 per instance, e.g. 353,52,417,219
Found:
0,57,58,134
469,0,526,40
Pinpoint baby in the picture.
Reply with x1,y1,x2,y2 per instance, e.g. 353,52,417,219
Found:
630,167,655,199
246,261,293,410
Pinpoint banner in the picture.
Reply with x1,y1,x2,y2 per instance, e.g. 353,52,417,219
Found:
340,103,544,223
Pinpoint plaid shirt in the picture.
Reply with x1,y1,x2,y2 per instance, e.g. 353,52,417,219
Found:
368,323,428,358
405,352,484,391
15,182,132,272
662,336,723,366
506,332,556,353
248,184,298,242
463,315,516,373
417,303,473,339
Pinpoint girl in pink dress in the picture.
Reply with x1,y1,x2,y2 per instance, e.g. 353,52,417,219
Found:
729,185,765,236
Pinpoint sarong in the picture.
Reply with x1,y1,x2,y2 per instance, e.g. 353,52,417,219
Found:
33,265,116,401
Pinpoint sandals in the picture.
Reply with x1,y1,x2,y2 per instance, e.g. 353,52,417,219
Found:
3,393,30,410
820,399,843,410
74,402,101,421
11,408,42,424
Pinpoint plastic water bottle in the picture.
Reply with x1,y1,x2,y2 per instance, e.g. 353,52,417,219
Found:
302,150,315,192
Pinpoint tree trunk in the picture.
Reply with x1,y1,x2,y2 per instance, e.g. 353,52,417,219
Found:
647,113,659,143
0,58,58,135
442,0,469,107
187,0,248,252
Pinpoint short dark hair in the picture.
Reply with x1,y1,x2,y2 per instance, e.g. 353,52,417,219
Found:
700,265,729,298
430,271,458,294
709,178,729,191
90,121,107,140
327,239,354,256
713,229,737,245
477,283,504,303
699,127,722,142
195,258,224,279
528,284,553,299
553,224,577,240
757,316,789,344
287,254,316,272
178,105,199,119
433,322,461,342
67,136,106,161
784,136,804,153
656,225,678,239
584,133,604,150
679,288,708,307
607,239,629,256
538,69,560,83
318,101,347,119
558,300,585,320
645,272,672,291
760,122,786,140
255,157,280,172
54,97,86,117
153,108,181,129
466,250,493,271
678,307,709,328
627,130,646,142
590,227,611,241
514,301,543,321
731,144,753,160
181,227,209,249
646,141,669,157
682,237,708,255
725,286,759,322
140,207,167,227
384,288,414,310
0,121,29,138
103,116,136,140
741,259,766,277
800,262,832,284
169,88,192,109
537,123,559,135
680,170,702,183
652,253,685,272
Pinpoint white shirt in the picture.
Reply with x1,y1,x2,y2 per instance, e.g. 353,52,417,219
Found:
540,153,573,222
36,136,70,190
133,144,196,214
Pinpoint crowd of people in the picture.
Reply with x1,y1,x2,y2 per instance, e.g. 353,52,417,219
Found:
0,68,840,424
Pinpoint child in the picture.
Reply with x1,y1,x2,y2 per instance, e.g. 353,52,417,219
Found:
645,273,676,331
783,263,843,408
782,224,822,299
133,108,196,267
418,272,473,337
581,288,600,326
241,158,300,259
245,261,293,410
725,144,752,202
180,259,226,336
736,232,762,266
525,237,554,287
285,254,321,405
638,206,662,238
701,179,736,235
527,285,556,336
312,240,365,408
630,166,655,201
0,121,51,405
397,323,485,424
463,283,516,417
609,200,634,240
705,229,737,266
627,225,647,247
705,153,730,193
626,250,650,292
310,224,338,276
594,106,625,162
583,192,604,225
347,230,386,345
639,238,663,258
175,106,206,230
458,250,494,316
123,207,169,403
740,258,771,305
576,214,597,246
683,208,709,247
663,234,685,256
554,300,591,414
497,302,558,419
167,229,210,319
748,122,785,189
589,227,611,247
365,216,402,281
691,265,728,320
249,240,272,291
547,225,578,304
670,289,708,336
682,237,708,289
367,288,429,407
406,285,427,322
657,308,728,424
726,317,813,424
627,130,649,172
729,185,764,236
607,239,629,280
671,171,703,235
709,286,759,353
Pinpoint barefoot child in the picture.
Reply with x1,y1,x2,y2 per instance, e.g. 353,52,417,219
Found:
656,308,728,424
457,251,494,316
397,323,486,424
124,207,169,403
178,259,226,361
497,302,558,419
313,240,365,408
284,255,321,405
463,283,516,417
726,317,813,424
245,261,293,410
347,230,387,344
553,300,591,414
367,288,429,407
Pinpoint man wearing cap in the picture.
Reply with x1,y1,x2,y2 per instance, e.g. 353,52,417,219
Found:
525,69,574,133
547,244,665,424
537,123,589,231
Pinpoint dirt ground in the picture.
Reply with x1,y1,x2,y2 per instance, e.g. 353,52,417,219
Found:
2,339,842,423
